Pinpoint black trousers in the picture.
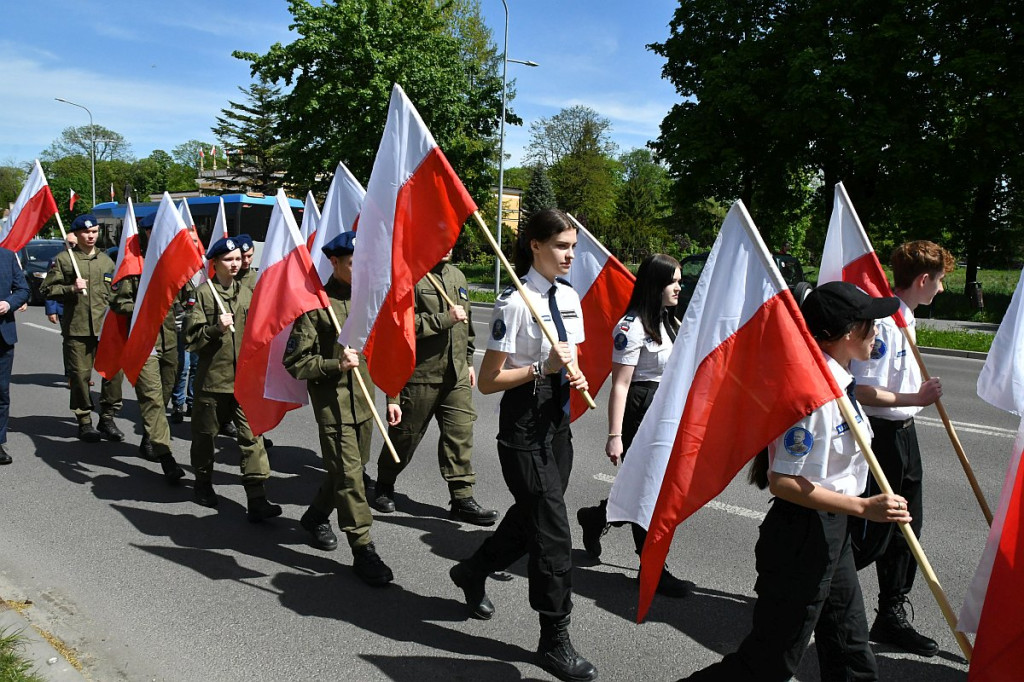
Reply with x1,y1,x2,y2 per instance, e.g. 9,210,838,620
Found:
470,377,574,619
683,499,878,682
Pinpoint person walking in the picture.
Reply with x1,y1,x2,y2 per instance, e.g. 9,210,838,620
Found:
0,246,29,464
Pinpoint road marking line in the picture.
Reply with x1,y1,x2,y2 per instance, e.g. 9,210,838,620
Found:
24,322,60,334
593,473,766,521
916,415,1016,439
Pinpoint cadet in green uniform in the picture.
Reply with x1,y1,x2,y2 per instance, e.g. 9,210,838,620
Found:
283,231,394,587
109,213,185,482
41,214,124,442
234,234,258,291
372,250,498,526
185,237,280,521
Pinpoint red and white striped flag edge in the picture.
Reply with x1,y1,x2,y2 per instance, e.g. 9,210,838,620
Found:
122,193,203,384
606,201,843,623
178,199,208,286
235,189,331,435
310,162,364,286
301,190,322,251
95,199,144,380
214,197,229,241
0,160,58,252
338,83,477,397
819,182,907,327
69,188,77,212
565,214,635,422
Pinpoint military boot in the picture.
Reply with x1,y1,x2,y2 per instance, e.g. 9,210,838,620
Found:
159,454,186,484
247,496,283,523
139,433,156,461
869,596,939,657
97,416,124,442
169,405,185,424
536,615,598,682
449,560,495,620
78,422,102,443
576,500,608,559
449,497,499,526
193,480,219,508
372,482,396,513
300,506,338,551
352,542,394,587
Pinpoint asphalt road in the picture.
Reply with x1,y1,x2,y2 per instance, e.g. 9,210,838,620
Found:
0,304,1013,682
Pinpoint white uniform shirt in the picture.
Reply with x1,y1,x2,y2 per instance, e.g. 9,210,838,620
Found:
611,313,672,382
769,356,871,496
487,267,585,369
850,300,923,420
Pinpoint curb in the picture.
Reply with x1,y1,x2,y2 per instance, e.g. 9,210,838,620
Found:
0,600,87,682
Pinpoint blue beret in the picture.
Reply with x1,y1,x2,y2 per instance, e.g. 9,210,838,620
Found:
235,234,254,253
321,231,356,257
137,213,156,229
207,237,241,260
71,214,99,231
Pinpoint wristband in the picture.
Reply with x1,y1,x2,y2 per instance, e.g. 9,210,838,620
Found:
608,433,622,438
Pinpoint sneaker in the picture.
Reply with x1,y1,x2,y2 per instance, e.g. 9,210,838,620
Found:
449,497,499,526
449,561,495,620
869,596,939,657
169,405,185,424
576,504,608,559
352,543,394,587
78,422,102,443
193,480,219,508
300,507,339,551
372,483,396,513
97,416,124,442
247,496,283,523
159,454,186,484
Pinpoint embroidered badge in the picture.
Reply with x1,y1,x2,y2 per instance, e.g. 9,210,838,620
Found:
560,309,579,319
285,336,298,354
491,318,506,340
103,273,113,283
458,287,469,301
614,332,628,351
783,427,814,457
871,338,887,360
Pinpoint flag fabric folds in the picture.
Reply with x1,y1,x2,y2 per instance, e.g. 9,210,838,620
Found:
607,201,843,622
121,193,203,384
69,189,77,212
957,264,1024,681
301,190,321,251
338,84,477,397
95,199,144,380
179,199,207,287
310,162,364,286
565,215,635,422
819,182,906,327
235,190,331,435
0,160,59,252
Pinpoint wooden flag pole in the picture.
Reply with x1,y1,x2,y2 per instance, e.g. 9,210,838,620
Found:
324,304,401,464
471,211,597,410
836,394,973,661
901,327,993,525
206,275,235,333
53,212,85,290
424,271,468,324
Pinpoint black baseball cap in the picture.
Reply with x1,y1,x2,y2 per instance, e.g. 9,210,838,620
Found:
801,281,899,340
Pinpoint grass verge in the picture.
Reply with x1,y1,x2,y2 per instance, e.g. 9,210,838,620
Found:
0,628,46,682
916,328,994,353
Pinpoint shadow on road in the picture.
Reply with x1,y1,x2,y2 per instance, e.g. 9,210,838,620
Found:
361,654,546,682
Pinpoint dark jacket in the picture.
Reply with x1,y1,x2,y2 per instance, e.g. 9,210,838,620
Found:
0,248,29,345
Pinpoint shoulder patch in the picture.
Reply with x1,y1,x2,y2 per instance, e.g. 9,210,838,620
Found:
870,338,887,360
499,286,514,299
614,332,628,351
783,427,814,457
491,318,507,340
103,272,113,283
624,313,636,322
458,286,469,301
285,335,298,354
555,276,574,289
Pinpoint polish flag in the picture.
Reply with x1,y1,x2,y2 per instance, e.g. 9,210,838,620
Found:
121,193,204,384
200,149,205,159
95,199,144,380
301,190,321,251
310,162,364,286
207,196,229,279
819,182,906,327
338,84,477,396
958,263,1024,680
607,201,843,622
69,189,78,212
235,189,331,435
179,200,207,287
565,214,635,422
0,160,58,252
110,184,115,201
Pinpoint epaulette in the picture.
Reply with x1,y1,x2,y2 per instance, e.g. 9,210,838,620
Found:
624,313,636,322
499,276,527,300
554,276,574,289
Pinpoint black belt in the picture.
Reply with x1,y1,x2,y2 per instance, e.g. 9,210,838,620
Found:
631,380,659,389
868,416,914,430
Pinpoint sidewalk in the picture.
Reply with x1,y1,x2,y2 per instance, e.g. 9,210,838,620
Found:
0,600,86,682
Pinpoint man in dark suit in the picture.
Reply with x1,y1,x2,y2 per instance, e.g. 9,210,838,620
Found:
0,246,30,464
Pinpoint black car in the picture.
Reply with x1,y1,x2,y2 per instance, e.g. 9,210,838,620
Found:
17,239,66,305
677,251,811,313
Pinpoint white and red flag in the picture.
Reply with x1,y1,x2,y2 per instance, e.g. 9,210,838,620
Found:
337,84,477,396
235,189,331,435
95,198,145,380
69,189,77,212
178,199,207,287
301,190,321,251
110,184,115,202
121,193,204,384
607,201,843,622
819,182,906,327
310,162,365,286
565,214,635,422
957,263,1024,680
0,160,59,252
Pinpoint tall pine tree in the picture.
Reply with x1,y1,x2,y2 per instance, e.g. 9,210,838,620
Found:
520,163,557,227
211,81,285,194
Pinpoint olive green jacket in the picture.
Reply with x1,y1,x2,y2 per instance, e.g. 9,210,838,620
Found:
185,278,251,393
282,277,374,426
236,268,258,291
109,275,177,358
41,248,115,337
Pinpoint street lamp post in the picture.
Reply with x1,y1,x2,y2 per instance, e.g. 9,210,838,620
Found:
55,98,96,208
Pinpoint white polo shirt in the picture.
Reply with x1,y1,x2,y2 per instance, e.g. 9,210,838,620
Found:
769,355,871,496
850,300,923,421
611,312,672,382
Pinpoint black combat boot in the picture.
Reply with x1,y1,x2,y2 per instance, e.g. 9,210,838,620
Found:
372,482,396,513
300,506,339,551
869,596,939,657
449,497,499,526
169,405,185,424
159,454,186,483
97,416,124,442
78,422,102,443
193,480,219,508
449,560,495,620
576,500,608,559
247,496,283,522
537,615,598,682
352,542,394,587
139,433,156,461
219,421,238,438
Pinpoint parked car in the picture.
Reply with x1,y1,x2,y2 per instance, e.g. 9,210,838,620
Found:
676,251,811,314
17,239,66,305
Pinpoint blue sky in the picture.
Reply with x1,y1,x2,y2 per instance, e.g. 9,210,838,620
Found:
1,0,680,176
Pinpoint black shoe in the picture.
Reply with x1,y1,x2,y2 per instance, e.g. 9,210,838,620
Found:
159,454,186,484
0,445,11,465
652,564,693,598
78,422,102,443
537,617,598,682
372,483,396,513
185,404,193,417
169,406,185,424
97,417,124,442
220,421,238,438
353,542,394,587
247,496,283,522
139,434,157,461
449,497,499,526
577,504,608,559
869,596,939,657
300,507,338,551
449,561,494,620
193,480,219,507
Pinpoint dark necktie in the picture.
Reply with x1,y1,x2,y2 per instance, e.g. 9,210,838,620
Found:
547,285,570,414
846,376,862,419
663,311,678,343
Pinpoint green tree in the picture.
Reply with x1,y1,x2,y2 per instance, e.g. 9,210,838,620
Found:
211,81,286,194
612,149,675,261
519,163,556,228
172,139,215,173
42,125,132,163
0,166,26,211
525,105,617,167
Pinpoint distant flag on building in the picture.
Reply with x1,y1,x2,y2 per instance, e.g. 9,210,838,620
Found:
301,190,321,251
95,198,145,380
565,214,635,422
310,162,364,286
69,189,77,212
607,201,843,622
337,84,477,396
110,184,115,202
0,159,59,252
